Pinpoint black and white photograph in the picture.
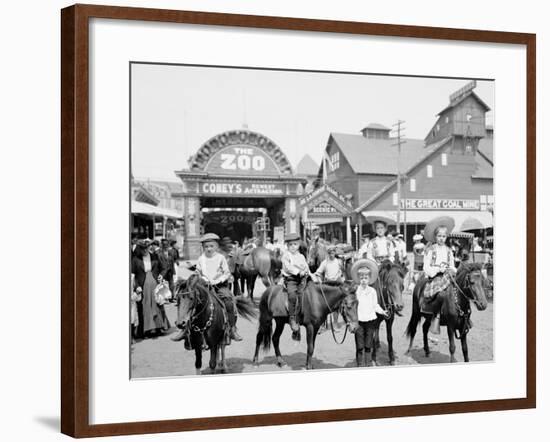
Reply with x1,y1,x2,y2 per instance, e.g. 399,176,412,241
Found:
130,63,494,378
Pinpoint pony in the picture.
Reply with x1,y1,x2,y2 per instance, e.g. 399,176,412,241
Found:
371,260,405,365
307,238,328,273
174,275,256,374
405,262,488,363
237,247,282,299
252,280,358,370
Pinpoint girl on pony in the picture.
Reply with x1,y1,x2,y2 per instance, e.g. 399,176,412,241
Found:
423,216,457,300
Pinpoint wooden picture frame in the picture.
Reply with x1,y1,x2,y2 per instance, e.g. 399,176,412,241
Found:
61,3,536,437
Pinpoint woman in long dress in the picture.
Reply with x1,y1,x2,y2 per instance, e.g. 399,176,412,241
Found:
131,241,170,337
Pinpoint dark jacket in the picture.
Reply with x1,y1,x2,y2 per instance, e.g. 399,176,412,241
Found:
131,253,160,289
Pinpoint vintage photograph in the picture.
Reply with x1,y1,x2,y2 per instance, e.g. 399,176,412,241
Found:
130,63,494,378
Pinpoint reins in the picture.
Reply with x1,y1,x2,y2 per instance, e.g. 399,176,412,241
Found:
318,283,350,345
446,269,481,339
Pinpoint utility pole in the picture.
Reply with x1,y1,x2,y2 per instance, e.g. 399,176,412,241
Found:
392,120,406,236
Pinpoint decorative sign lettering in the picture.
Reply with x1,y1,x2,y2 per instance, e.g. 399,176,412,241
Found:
400,198,480,210
204,211,261,225
206,146,279,176
190,130,293,175
449,80,477,103
300,184,352,208
201,181,285,196
311,202,339,214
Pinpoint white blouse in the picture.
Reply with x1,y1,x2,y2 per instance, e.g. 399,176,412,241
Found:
423,244,456,278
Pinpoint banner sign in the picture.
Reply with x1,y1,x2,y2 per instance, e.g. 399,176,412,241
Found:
205,145,281,176
311,202,340,214
204,211,261,225
400,198,480,210
200,181,285,196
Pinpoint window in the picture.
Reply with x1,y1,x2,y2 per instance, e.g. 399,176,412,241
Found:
410,178,416,192
445,116,449,124
466,113,472,122
392,192,398,206
330,152,340,170
441,153,448,166
465,144,473,154
427,165,433,178
436,124,440,132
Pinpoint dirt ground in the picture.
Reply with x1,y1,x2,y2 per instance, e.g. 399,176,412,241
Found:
131,272,494,378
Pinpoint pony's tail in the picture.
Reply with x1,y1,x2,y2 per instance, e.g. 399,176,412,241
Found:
235,297,257,322
405,286,421,339
257,288,273,351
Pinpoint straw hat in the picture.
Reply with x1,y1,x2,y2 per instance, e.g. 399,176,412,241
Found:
350,258,379,285
423,216,455,243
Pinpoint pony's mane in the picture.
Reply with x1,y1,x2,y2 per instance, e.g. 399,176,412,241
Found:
456,262,483,285
379,260,406,281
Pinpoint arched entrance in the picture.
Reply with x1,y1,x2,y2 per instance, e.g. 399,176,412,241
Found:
174,129,307,258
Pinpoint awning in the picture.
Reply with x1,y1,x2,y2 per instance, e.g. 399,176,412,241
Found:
449,231,475,239
361,210,493,231
131,200,183,219
308,217,344,225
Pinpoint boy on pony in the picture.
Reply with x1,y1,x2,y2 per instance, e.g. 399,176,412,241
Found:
196,233,242,342
281,232,310,332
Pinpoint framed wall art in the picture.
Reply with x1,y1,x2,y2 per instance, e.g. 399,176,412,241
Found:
61,3,536,437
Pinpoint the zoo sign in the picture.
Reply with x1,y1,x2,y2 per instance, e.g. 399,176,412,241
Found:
204,145,281,176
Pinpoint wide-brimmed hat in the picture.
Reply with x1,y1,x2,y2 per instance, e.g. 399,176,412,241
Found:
413,233,423,241
424,216,455,243
327,245,337,252
284,233,301,242
350,258,379,285
200,233,220,243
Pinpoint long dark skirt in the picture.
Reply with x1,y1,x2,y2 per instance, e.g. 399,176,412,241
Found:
142,272,170,335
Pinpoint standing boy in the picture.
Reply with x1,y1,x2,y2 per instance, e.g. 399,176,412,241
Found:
351,259,389,367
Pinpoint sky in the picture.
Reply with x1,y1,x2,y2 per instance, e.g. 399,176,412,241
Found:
131,63,494,182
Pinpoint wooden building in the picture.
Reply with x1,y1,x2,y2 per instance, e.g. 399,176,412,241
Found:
311,81,494,248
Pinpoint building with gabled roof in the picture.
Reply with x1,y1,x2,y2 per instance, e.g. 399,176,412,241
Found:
304,80,493,247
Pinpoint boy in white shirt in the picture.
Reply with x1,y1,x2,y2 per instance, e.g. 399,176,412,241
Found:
352,259,389,367
314,245,344,285
196,233,242,341
282,233,310,332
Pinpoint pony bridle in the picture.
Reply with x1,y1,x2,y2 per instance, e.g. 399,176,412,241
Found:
449,270,483,308
179,286,214,333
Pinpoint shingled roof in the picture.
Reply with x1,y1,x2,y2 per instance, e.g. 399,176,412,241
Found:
330,133,426,175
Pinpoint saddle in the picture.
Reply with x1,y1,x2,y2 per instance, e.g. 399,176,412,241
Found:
267,284,305,318
416,276,439,315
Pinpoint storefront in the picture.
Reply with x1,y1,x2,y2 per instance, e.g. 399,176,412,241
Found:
300,184,353,243
174,129,306,259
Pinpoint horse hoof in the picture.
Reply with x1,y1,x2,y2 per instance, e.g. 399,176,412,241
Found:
195,369,201,375
276,357,286,367
425,351,431,358
389,360,395,366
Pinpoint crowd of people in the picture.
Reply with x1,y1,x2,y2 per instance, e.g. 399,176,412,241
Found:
131,217,490,367
130,238,180,339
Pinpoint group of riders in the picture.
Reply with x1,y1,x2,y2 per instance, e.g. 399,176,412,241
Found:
165,215,466,365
